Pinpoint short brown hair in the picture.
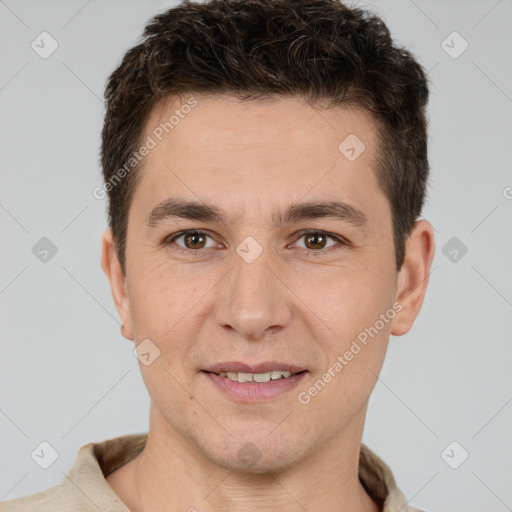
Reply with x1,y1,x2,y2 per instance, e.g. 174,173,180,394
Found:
101,0,430,272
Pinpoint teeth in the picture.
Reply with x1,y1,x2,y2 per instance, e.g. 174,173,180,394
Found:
217,370,296,383
237,372,252,383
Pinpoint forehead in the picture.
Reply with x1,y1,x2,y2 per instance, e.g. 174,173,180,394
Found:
129,94,388,230
143,94,379,164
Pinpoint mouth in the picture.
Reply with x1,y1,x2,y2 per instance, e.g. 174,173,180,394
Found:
202,361,308,402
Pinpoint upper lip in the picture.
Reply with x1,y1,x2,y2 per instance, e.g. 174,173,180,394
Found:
204,361,306,374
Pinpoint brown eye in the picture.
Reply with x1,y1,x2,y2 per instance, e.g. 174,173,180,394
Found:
304,232,328,250
166,230,217,252
183,231,207,249
293,230,342,252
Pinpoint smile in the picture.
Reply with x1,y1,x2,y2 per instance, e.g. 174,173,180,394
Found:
213,370,301,383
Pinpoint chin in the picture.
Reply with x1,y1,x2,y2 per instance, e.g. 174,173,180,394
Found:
203,431,308,475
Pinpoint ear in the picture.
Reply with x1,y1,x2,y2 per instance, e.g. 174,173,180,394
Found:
101,229,134,340
391,220,436,336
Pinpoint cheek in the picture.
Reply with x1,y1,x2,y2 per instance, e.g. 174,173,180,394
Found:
126,260,218,379
300,258,395,339
295,258,395,398
126,256,203,334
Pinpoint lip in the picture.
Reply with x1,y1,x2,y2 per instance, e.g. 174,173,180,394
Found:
203,370,308,402
204,361,306,374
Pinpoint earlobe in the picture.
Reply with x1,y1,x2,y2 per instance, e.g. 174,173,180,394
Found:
391,220,436,336
120,324,134,341
101,229,134,340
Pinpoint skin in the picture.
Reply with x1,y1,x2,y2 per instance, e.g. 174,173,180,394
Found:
101,94,435,512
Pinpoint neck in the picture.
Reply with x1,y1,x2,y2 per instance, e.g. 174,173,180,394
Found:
121,405,379,512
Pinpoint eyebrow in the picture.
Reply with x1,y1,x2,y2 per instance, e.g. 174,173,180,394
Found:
146,197,368,231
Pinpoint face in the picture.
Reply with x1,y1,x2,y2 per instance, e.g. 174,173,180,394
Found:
103,94,431,473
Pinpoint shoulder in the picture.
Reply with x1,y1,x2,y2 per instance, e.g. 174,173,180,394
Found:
0,484,73,512
359,443,428,512
0,434,146,512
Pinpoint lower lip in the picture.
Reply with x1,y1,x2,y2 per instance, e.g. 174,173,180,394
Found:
203,371,308,402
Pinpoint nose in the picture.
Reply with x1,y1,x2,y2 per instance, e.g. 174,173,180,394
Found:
214,242,292,341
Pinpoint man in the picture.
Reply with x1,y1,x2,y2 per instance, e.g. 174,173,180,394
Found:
1,0,435,510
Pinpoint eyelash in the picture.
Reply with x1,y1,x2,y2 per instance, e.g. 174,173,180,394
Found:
163,229,350,256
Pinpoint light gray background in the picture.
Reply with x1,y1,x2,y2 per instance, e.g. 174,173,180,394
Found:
1,1,511,511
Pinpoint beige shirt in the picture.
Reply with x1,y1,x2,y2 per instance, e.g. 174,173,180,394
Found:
0,434,425,511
